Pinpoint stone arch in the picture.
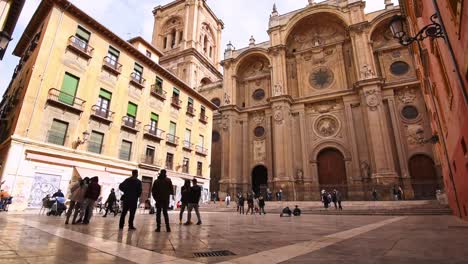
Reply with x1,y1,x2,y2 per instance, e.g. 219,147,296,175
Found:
251,164,268,195
200,22,216,57
233,49,272,74
368,9,400,41
161,16,184,49
316,147,348,198
200,77,212,86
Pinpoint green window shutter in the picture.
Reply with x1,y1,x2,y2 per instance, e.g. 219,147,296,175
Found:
127,102,138,117
173,87,180,95
108,46,120,58
88,131,104,154
169,122,176,135
99,89,112,100
120,140,132,161
49,120,68,145
151,113,159,122
76,26,90,41
134,63,143,74
188,97,194,104
59,73,79,105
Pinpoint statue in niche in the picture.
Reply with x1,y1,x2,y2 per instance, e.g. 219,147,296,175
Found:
296,169,304,182
360,161,371,179
273,82,283,96
360,64,375,79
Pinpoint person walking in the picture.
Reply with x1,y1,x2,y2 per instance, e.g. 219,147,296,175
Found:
238,194,245,214
185,178,202,225
397,186,404,200
246,194,254,215
258,195,266,215
334,189,343,210
331,190,338,210
392,186,398,201
103,188,117,217
278,189,283,201
65,177,87,225
152,169,173,232
119,170,142,230
372,189,378,201
81,176,101,224
225,194,231,207
179,179,191,225
253,195,260,214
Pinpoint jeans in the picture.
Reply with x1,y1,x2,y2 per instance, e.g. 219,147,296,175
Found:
179,203,188,222
80,199,96,223
119,200,137,228
65,200,79,223
187,203,201,223
156,201,169,228
239,205,244,214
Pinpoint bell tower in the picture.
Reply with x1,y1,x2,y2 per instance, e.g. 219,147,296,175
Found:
152,0,224,88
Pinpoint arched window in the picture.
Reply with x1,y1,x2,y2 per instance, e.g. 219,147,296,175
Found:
171,29,176,48
203,35,208,53
163,36,167,49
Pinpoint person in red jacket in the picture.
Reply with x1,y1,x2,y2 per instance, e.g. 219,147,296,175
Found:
80,176,101,224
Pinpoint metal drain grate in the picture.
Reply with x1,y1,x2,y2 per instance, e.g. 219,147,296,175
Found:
193,250,236,258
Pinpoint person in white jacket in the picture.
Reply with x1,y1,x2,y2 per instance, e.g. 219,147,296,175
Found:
225,194,231,207
65,177,89,224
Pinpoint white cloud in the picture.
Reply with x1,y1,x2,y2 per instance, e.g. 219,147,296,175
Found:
0,0,398,95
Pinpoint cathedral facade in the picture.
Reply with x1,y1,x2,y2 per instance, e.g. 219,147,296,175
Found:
153,0,441,200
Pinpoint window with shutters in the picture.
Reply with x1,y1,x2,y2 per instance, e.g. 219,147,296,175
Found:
150,113,159,130
197,162,203,176
156,77,163,91
119,140,132,161
132,63,144,83
59,73,79,106
182,157,189,173
87,131,104,154
47,119,68,146
95,89,111,118
107,46,120,66
166,153,174,169
71,25,91,52
125,102,138,128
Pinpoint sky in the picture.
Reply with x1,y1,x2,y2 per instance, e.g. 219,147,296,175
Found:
0,0,398,95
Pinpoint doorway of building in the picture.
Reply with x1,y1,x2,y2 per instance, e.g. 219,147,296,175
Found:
409,154,438,199
252,165,268,195
317,148,348,198
140,176,153,208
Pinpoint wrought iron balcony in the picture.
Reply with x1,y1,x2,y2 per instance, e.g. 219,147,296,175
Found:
182,140,194,151
166,134,179,146
186,105,196,117
199,113,209,124
67,36,94,59
143,125,165,141
130,72,146,88
47,88,85,114
102,56,122,75
195,145,208,156
90,105,114,124
150,84,166,101
171,96,182,109
121,116,141,133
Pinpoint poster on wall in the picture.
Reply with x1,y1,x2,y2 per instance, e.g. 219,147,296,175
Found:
28,173,61,208
10,176,34,210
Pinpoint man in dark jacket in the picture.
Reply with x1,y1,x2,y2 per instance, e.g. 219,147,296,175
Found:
185,178,202,225
81,177,101,224
103,188,117,217
152,169,173,232
119,170,142,230
52,189,64,198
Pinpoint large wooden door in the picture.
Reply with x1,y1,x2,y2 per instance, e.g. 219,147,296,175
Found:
409,155,438,199
140,176,153,208
317,148,348,197
251,165,268,196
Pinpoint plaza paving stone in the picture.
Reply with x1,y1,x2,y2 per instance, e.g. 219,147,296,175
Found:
0,210,467,263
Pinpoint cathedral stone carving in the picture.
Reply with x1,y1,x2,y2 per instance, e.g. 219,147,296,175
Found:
397,88,417,104
309,67,334,89
315,115,339,137
364,89,380,111
360,64,375,79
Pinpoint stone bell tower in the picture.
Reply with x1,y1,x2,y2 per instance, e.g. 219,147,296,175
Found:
152,0,224,89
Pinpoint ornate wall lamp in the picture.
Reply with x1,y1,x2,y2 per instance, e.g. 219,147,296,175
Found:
76,131,90,146
389,14,444,47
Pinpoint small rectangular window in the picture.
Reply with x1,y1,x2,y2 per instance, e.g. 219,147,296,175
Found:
156,77,163,90
173,87,180,96
145,146,155,164
119,140,132,161
166,153,174,169
185,129,191,142
150,113,159,130
169,122,176,135
197,161,203,176
134,63,143,75
127,102,138,117
48,119,68,146
199,135,204,148
88,131,104,154
76,26,91,42
59,73,79,105
107,46,120,65
188,97,194,106
182,157,189,173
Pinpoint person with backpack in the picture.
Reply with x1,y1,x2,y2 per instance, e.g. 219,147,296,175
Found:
119,170,142,230
152,169,174,232
185,178,202,225
179,179,191,225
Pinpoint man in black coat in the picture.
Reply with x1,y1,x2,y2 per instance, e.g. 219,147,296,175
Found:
103,188,117,217
152,169,173,232
119,170,142,230
185,178,202,225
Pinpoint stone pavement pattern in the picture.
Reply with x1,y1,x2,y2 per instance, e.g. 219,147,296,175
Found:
0,211,467,263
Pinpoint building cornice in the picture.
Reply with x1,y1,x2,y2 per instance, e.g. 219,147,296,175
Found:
127,36,164,57
160,48,223,79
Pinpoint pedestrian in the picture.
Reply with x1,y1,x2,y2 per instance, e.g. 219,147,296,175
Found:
65,177,87,225
293,205,301,216
236,192,241,212
278,188,283,201
238,194,245,214
259,195,266,215
185,178,202,225
179,179,191,225
372,189,378,201
331,190,338,210
152,169,173,232
280,206,292,217
392,186,398,201
246,193,254,214
335,189,343,210
80,176,101,224
321,190,330,209
253,195,259,214
119,170,142,230
212,191,217,204
225,194,231,207
397,186,404,200
103,188,117,217
52,189,64,198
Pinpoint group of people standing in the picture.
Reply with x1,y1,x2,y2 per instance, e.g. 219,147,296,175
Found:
321,189,343,210
236,193,266,215
65,176,101,224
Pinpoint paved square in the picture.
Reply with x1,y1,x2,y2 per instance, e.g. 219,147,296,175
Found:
0,211,467,263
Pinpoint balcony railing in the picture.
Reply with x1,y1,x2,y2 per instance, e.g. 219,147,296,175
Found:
102,56,122,75
90,105,114,124
195,145,208,156
46,130,68,146
143,125,165,141
121,116,141,133
130,72,146,88
140,154,156,166
182,140,194,151
186,105,196,117
150,84,166,101
47,88,85,113
199,113,209,124
166,134,179,146
171,96,182,109
67,36,94,59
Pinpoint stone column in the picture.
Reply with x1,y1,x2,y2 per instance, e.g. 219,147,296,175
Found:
269,46,288,96
241,114,250,193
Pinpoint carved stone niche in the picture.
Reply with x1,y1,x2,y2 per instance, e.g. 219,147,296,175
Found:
309,100,339,114
396,88,417,104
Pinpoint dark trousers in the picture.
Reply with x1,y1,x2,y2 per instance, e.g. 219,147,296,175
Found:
104,204,116,216
156,201,169,228
119,201,137,228
338,201,343,210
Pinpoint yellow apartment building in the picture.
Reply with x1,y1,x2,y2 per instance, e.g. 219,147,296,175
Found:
0,0,216,210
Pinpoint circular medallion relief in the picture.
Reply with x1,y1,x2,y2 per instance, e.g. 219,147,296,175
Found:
390,61,410,75
253,89,265,100
211,98,221,107
315,115,339,137
254,126,265,137
401,105,419,120
212,131,221,142
309,67,334,89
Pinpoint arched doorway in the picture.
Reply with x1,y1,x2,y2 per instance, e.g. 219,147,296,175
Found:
317,148,348,198
409,155,438,199
251,165,268,195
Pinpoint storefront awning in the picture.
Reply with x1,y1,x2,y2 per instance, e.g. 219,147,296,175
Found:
74,167,109,179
